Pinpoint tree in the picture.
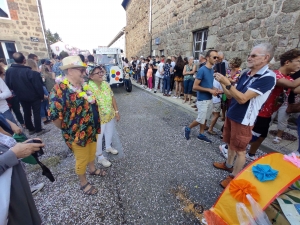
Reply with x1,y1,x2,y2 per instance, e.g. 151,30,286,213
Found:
45,29,62,45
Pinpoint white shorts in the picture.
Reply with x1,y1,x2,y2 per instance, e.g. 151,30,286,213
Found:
196,100,213,124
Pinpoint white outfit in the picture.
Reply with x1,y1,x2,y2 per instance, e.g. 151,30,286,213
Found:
0,79,12,113
96,119,115,156
154,61,164,91
212,79,223,104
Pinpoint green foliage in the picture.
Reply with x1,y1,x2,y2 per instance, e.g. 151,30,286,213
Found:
46,29,62,45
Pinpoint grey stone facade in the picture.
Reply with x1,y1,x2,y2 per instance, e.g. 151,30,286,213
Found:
0,0,49,61
124,0,300,68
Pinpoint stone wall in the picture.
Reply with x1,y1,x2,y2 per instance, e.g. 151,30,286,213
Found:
126,0,300,68
0,0,48,58
125,0,151,58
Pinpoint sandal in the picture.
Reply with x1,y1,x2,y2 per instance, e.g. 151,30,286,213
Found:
80,182,98,195
89,168,106,177
207,130,217,135
272,136,282,144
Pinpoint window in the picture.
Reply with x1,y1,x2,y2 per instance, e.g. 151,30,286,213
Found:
0,0,10,19
0,41,17,64
193,29,208,59
160,49,164,56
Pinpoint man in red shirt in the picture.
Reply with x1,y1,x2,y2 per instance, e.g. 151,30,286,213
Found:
247,49,300,159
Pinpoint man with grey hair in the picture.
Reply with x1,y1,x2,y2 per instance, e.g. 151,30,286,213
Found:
213,43,276,188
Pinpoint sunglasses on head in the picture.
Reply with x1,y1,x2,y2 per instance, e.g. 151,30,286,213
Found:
248,54,266,58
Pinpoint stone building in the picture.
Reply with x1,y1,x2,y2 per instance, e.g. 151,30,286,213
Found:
0,0,49,64
122,0,300,67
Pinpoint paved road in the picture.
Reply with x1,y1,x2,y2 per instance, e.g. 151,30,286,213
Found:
28,86,231,225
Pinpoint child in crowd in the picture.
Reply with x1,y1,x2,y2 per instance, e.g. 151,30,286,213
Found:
207,78,223,135
141,58,146,88
147,64,153,91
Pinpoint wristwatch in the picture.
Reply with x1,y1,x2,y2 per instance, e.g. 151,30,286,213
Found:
226,84,232,90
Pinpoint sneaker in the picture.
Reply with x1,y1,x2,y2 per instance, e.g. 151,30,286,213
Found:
184,126,191,140
36,129,50,136
272,136,282,144
197,134,212,143
213,161,233,173
29,130,36,135
154,91,157,93
219,144,228,159
172,96,177,98
98,157,112,167
169,91,172,95
246,153,258,161
106,147,118,155
30,183,45,195
220,175,234,188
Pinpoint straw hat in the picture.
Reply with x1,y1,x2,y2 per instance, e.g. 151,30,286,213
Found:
59,56,87,70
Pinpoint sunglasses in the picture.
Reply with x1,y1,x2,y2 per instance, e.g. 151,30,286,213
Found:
73,68,86,73
92,71,105,76
247,54,266,58
212,56,219,59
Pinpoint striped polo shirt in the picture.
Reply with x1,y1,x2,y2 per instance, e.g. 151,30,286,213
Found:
227,65,276,126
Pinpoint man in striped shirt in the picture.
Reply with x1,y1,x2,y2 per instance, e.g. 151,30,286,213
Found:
213,43,276,188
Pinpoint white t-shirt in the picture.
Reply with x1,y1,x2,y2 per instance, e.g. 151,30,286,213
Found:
155,62,164,78
0,78,12,113
171,61,175,74
141,62,146,71
212,79,223,104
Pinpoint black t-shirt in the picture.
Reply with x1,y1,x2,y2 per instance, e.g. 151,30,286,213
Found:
153,60,159,74
174,65,184,78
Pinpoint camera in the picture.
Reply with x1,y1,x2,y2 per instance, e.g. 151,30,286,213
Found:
27,139,44,158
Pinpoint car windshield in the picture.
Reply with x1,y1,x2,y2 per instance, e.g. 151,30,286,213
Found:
95,54,117,65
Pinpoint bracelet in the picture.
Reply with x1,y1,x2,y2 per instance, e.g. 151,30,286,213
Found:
115,111,119,113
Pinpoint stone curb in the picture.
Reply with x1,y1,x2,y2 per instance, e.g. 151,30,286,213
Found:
131,81,277,154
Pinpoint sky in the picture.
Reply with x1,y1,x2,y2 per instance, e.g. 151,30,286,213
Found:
40,0,126,52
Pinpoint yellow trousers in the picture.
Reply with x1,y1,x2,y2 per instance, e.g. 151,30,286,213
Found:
71,142,96,175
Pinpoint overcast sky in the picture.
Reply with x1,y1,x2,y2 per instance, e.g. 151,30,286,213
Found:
40,0,126,51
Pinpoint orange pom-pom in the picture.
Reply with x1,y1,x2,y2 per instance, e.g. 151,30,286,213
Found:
229,179,260,205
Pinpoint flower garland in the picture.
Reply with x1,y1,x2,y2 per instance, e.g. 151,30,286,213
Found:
55,76,96,104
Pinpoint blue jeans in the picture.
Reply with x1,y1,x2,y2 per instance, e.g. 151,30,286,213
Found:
1,109,17,125
163,76,171,94
184,79,194,94
297,115,300,153
40,100,49,119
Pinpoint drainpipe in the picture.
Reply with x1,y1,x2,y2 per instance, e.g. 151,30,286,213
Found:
149,0,152,56
36,0,51,57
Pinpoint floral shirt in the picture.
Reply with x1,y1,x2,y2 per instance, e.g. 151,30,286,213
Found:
89,81,115,125
49,82,101,148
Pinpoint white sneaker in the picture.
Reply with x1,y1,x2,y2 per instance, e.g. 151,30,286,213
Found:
169,91,172,95
30,183,45,196
172,96,177,98
219,144,228,159
98,157,112,167
246,153,258,161
106,147,119,155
